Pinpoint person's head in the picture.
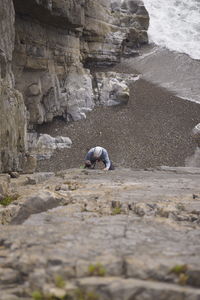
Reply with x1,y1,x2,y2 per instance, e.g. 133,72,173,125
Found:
93,146,102,158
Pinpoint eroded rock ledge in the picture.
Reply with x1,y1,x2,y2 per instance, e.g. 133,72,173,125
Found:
0,167,200,299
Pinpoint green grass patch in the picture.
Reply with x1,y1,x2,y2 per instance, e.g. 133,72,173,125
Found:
32,288,98,300
170,264,188,274
32,290,43,300
75,289,99,300
88,263,106,277
111,207,122,215
54,275,65,289
0,195,18,206
170,264,189,286
32,290,70,300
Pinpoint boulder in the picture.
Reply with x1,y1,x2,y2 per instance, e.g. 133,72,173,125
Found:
11,190,66,224
26,133,72,161
94,72,139,106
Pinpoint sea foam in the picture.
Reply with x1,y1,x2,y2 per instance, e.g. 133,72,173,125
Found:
143,0,200,60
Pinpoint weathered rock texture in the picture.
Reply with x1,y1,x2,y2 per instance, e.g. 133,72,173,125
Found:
0,167,200,299
12,0,149,125
0,0,27,173
93,72,140,106
0,0,149,171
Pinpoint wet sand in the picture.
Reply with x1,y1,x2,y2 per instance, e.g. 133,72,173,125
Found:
37,77,200,172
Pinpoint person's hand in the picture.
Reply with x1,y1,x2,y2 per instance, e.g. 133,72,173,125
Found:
103,167,109,171
85,160,92,167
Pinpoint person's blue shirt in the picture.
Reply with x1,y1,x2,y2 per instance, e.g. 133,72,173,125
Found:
85,147,111,169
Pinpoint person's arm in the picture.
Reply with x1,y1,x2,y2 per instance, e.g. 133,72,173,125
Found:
102,149,111,170
85,149,93,161
85,149,96,168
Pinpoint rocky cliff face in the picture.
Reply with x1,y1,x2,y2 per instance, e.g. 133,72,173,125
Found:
0,0,149,172
13,0,149,125
0,0,27,173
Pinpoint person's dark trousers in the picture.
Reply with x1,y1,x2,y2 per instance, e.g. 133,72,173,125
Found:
84,164,95,169
84,161,96,169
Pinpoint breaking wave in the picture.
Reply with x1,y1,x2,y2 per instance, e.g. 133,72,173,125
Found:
143,0,200,60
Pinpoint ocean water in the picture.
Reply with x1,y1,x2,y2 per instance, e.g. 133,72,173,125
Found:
143,0,200,60
124,46,200,104
123,0,200,105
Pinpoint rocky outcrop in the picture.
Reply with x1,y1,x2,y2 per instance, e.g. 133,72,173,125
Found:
12,0,149,125
0,0,149,171
13,7,88,125
0,0,27,173
111,0,149,57
27,132,72,160
0,167,200,299
93,72,140,106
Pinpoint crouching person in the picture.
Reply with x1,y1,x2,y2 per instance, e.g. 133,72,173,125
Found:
84,146,114,170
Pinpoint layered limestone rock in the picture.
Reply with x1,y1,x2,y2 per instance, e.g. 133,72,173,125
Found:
12,0,149,126
0,167,200,299
0,0,27,173
83,0,149,65
13,8,92,124
82,0,120,66
111,0,149,57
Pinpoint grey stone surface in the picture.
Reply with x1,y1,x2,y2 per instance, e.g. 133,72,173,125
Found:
11,190,66,224
26,172,55,185
0,167,200,299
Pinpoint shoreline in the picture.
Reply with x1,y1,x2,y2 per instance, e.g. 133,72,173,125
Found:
120,45,200,104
